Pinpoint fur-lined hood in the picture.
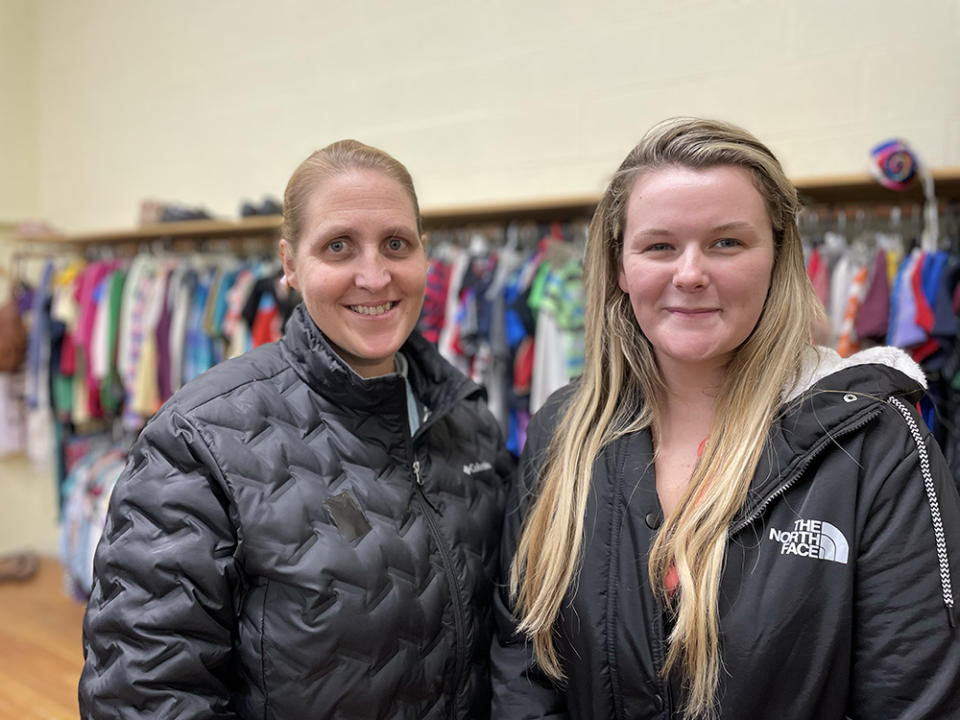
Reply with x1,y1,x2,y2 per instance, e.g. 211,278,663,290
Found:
784,345,927,404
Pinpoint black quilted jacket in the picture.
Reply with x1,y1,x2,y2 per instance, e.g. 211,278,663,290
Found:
79,303,513,719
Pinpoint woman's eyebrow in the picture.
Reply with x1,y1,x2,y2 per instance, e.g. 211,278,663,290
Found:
628,228,674,241
711,221,755,233
382,225,418,237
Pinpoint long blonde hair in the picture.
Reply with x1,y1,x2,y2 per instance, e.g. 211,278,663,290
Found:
509,118,824,718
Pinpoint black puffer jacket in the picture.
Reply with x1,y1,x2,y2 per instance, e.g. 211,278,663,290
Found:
492,347,960,719
80,304,512,719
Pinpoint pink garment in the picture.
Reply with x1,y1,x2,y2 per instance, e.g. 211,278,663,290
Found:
806,247,820,282
74,261,120,419
60,333,75,376
809,248,831,310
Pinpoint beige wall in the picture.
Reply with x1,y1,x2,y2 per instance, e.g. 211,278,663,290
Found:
15,0,960,233
0,0,46,554
0,0,37,224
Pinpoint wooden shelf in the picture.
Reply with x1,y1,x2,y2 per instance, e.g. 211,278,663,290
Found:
794,167,960,205
18,197,601,247
15,169,960,247
21,214,282,247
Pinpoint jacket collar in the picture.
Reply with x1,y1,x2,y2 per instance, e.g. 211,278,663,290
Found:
784,345,927,403
279,303,480,419
736,345,927,525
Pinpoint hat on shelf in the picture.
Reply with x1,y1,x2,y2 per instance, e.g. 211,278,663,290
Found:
869,137,938,251
138,199,214,225
240,196,283,218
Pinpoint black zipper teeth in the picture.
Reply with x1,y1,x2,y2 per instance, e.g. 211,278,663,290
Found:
413,476,467,718
887,396,956,619
730,406,882,536
403,382,474,715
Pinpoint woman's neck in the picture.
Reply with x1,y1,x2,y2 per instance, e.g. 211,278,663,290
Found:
659,363,722,431
659,355,726,400
653,368,721,518
657,390,715,447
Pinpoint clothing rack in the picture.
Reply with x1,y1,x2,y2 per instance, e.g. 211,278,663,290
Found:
10,169,960,251
8,169,960,598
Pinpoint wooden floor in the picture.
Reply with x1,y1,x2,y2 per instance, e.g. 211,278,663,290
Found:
0,556,85,719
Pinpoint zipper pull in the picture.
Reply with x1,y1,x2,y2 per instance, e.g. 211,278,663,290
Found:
412,459,423,485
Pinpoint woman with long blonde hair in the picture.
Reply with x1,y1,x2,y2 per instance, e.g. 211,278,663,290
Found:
491,118,960,719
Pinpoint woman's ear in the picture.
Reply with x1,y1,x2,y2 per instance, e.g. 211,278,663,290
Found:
278,239,299,291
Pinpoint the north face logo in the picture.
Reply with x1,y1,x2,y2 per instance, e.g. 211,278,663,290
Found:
768,519,849,564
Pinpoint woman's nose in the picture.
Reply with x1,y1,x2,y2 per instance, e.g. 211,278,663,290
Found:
673,248,707,290
355,252,390,291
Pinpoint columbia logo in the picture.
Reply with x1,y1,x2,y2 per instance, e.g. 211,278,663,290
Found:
768,519,849,564
463,461,492,475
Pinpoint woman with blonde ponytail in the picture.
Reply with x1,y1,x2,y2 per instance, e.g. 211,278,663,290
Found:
491,118,960,719
81,140,513,719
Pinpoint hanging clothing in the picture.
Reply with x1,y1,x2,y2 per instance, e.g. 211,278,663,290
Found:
855,249,890,341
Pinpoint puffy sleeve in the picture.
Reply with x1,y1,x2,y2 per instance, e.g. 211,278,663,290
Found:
79,409,241,719
490,399,568,719
849,398,960,719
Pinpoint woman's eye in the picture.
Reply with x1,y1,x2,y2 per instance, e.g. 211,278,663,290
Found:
715,238,741,249
327,240,346,253
387,237,407,252
644,242,672,253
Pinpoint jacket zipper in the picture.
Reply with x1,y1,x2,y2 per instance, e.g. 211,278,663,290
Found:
730,407,882,536
887,396,957,627
411,458,468,718
403,379,478,717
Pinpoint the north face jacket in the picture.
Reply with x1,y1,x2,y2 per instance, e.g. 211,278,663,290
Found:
492,346,960,719
80,303,512,719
